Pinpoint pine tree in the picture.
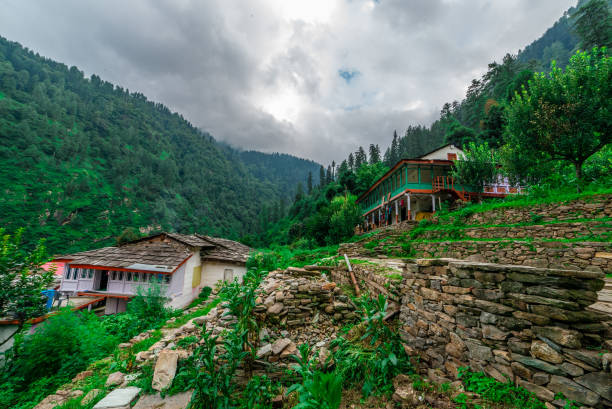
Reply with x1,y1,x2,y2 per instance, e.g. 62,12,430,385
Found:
331,161,336,180
319,165,326,187
295,182,304,202
572,0,612,50
348,153,355,170
369,144,381,163
307,171,313,194
390,130,399,165
355,146,367,169
326,165,333,184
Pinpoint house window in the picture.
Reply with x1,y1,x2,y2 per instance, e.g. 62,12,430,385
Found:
407,167,418,183
81,269,87,279
420,166,432,183
164,275,171,284
126,272,132,282
448,153,457,160
133,273,139,282
224,269,234,282
65,266,71,279
117,271,123,281
72,268,79,280
88,269,94,279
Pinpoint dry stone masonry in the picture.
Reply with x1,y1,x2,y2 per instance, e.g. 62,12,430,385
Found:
395,258,612,408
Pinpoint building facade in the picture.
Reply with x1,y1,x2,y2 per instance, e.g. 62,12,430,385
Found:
356,144,518,229
56,232,251,314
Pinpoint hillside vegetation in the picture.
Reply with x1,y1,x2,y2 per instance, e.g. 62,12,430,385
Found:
0,36,319,254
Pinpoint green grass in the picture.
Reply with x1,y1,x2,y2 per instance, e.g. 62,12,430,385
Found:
131,329,163,353
165,298,221,329
435,186,612,224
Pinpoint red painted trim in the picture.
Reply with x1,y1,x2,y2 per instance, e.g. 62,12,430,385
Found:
0,296,105,325
357,159,454,202
171,254,192,273
69,264,173,275
361,188,438,217
77,292,132,300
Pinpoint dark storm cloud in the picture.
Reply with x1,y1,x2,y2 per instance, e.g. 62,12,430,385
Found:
0,0,576,163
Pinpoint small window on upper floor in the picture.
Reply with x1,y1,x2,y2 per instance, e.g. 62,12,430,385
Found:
65,267,71,279
164,274,171,284
126,272,132,282
224,268,234,282
447,153,457,161
81,269,87,279
72,268,79,280
88,269,94,279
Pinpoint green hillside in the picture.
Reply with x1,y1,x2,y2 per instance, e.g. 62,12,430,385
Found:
0,36,319,254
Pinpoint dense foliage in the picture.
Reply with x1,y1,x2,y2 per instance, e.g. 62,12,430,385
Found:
0,229,54,337
0,36,319,255
0,281,171,409
506,47,611,185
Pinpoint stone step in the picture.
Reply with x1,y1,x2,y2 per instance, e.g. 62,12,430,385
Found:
588,302,612,315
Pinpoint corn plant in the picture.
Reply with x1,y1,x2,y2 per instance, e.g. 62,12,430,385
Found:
288,370,343,409
239,375,279,409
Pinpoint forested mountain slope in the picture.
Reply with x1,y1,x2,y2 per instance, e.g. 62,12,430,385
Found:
239,150,320,194
0,36,318,254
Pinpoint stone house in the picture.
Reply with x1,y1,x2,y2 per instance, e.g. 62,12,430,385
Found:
55,232,251,314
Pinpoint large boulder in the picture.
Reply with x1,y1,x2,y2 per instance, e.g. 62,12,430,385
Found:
152,350,179,391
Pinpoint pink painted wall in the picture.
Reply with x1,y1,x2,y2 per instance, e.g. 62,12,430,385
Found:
42,261,66,277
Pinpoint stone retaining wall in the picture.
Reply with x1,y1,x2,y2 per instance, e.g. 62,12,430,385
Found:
461,195,612,226
416,220,611,241
399,259,612,408
412,240,612,274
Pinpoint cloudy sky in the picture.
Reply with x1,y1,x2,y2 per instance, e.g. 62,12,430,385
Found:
1,0,575,164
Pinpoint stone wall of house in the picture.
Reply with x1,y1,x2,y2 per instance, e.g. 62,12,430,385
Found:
460,195,612,226
399,259,612,408
417,220,611,241
411,240,612,274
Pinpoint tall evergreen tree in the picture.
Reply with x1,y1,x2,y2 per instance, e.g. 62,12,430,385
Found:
319,165,326,187
348,153,355,170
390,130,399,164
307,171,313,194
326,165,333,184
369,144,381,163
355,146,367,169
572,0,612,50
295,182,304,202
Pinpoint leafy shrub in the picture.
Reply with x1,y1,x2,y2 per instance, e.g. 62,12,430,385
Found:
458,367,545,409
329,294,414,398
289,370,343,409
198,286,212,301
240,375,278,409
3,309,116,385
127,279,171,327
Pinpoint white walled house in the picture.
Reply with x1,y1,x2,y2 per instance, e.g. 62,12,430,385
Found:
56,232,251,314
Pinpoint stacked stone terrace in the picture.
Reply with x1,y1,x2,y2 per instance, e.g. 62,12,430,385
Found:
396,258,611,408
343,195,612,273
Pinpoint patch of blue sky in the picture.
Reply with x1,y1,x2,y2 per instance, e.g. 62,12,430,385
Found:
338,69,361,84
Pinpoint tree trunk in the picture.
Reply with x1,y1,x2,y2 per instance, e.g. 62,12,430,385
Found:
575,161,583,193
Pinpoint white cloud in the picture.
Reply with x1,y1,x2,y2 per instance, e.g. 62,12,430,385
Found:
0,0,576,163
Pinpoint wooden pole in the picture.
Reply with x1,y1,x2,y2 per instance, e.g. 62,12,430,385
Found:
343,254,361,296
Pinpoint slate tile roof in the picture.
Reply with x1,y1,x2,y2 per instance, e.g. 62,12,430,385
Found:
196,234,252,263
57,232,252,272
